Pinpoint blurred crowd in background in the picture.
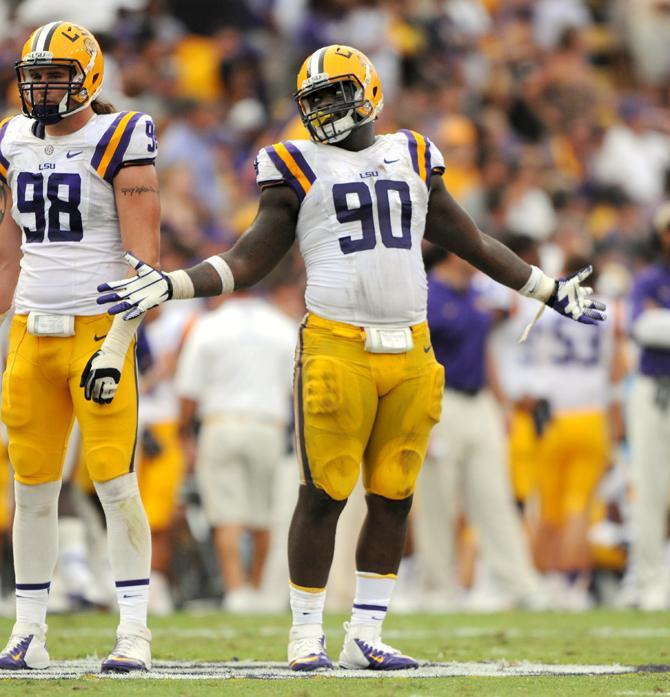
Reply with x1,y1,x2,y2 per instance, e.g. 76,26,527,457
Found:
1,0,670,617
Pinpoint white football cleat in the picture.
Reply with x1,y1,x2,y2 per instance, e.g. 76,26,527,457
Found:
0,622,49,670
101,622,152,673
287,623,333,671
339,622,418,670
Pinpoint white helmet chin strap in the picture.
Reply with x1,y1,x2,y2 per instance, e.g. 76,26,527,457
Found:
318,111,356,143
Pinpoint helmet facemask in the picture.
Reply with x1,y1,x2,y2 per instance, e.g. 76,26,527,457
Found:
295,75,374,144
16,57,89,124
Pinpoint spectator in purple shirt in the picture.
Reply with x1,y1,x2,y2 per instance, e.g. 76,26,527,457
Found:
413,253,545,611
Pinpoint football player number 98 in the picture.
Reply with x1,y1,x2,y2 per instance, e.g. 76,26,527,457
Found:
16,171,83,242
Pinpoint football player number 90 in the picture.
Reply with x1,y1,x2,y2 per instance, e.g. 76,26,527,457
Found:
333,180,412,254
16,171,83,243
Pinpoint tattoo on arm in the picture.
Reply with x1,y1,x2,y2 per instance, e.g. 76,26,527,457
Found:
121,186,159,196
0,184,6,224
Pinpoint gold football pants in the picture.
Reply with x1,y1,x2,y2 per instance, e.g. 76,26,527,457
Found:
1,314,138,485
294,313,444,501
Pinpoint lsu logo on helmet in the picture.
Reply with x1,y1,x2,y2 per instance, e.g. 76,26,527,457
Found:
16,21,104,124
294,45,383,144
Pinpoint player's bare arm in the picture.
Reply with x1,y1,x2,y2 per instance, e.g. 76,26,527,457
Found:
424,175,534,290
115,164,161,267
81,164,162,403
186,183,299,295
0,183,22,317
97,183,299,319
424,175,606,327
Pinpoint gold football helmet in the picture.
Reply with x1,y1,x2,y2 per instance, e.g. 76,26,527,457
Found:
295,45,383,144
16,21,104,124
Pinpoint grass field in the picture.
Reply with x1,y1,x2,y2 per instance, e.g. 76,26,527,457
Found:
1,610,670,695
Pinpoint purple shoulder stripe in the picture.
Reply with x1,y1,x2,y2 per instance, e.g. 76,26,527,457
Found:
265,145,306,202
0,118,13,183
102,112,143,183
399,128,420,177
284,141,317,184
91,112,127,171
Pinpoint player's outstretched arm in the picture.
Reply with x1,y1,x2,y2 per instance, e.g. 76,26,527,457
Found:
97,184,299,320
0,183,21,326
424,175,606,327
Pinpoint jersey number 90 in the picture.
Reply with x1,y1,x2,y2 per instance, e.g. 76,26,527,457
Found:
333,180,412,254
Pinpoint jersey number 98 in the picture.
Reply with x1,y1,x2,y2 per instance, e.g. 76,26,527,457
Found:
17,171,83,243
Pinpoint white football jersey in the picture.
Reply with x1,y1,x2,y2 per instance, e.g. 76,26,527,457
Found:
0,111,157,315
490,294,615,412
254,130,445,326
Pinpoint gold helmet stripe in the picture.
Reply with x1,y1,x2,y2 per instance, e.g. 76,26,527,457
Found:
32,21,63,52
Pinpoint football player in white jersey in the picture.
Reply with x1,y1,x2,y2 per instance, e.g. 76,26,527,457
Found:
0,22,158,671
97,45,605,670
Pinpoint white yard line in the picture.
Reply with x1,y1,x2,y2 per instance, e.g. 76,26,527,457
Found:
0,660,637,680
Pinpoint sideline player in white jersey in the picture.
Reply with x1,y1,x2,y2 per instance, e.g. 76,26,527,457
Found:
96,45,605,670
0,22,158,671
525,277,624,609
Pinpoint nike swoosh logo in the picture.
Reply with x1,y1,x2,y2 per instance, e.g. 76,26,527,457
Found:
423,345,432,353
94,334,107,342
383,158,399,164
292,655,320,664
122,593,142,599
66,151,83,159
369,654,385,663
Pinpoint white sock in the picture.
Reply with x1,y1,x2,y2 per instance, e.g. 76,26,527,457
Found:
116,580,150,626
289,582,326,627
15,584,50,627
13,479,62,626
350,570,396,628
94,473,151,627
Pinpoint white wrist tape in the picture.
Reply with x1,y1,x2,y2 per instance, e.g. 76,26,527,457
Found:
204,255,235,295
518,265,556,303
167,269,195,300
102,314,142,360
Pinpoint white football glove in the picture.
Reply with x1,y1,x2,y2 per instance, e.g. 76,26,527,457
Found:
519,265,607,343
547,265,606,324
98,252,173,320
80,348,124,404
